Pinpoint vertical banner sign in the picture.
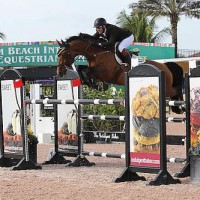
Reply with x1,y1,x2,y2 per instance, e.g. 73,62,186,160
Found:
129,77,160,168
189,77,200,155
57,80,78,149
1,80,23,152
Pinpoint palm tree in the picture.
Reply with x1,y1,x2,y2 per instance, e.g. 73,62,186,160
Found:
129,0,200,57
0,32,5,40
117,10,171,43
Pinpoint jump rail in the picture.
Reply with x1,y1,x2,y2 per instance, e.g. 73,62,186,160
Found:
25,98,124,105
81,115,186,123
26,98,184,106
82,151,186,163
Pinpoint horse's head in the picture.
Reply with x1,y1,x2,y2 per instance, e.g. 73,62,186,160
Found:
57,39,75,76
56,33,114,78
56,34,105,76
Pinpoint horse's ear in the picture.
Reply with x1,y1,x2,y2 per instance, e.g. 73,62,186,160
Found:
56,40,62,47
57,39,67,48
79,33,83,38
61,39,65,44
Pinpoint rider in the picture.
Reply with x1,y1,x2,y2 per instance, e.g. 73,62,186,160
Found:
93,17,134,66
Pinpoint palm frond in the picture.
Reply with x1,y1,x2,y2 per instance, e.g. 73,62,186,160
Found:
129,0,200,57
0,32,6,40
151,27,171,42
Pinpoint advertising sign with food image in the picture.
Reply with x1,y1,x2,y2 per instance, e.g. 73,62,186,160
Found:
129,77,160,168
58,109,78,146
189,78,200,155
57,80,78,150
1,80,23,151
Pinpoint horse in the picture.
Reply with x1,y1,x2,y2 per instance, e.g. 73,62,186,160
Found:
57,33,184,114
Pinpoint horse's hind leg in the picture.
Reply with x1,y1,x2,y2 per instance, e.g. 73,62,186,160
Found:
165,73,183,114
170,79,185,114
165,62,184,114
171,90,184,114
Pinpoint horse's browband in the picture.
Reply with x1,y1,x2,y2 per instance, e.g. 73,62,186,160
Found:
57,47,66,57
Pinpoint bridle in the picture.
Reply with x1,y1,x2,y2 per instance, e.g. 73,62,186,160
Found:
57,46,73,59
57,38,110,67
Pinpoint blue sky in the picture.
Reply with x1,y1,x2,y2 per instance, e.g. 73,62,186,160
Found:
0,0,199,50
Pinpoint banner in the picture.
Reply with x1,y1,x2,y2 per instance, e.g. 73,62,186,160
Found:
0,41,175,67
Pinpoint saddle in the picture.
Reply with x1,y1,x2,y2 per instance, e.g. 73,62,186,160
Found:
79,33,129,65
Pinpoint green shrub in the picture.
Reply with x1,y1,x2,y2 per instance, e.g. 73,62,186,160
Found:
82,83,125,132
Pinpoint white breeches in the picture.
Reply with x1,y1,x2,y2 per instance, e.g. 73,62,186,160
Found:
118,34,134,52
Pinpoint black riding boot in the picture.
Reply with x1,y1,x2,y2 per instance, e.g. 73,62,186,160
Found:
121,49,131,66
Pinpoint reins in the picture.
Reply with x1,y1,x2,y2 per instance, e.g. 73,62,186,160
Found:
82,39,110,58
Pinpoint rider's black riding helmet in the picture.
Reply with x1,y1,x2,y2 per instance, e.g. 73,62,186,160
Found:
94,18,107,28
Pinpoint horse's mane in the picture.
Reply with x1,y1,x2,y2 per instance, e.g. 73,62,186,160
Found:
65,36,80,43
79,33,98,41
65,33,101,43
64,33,112,50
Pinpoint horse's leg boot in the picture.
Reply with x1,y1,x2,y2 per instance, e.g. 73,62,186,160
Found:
171,95,184,114
121,49,131,66
76,67,85,83
84,68,95,87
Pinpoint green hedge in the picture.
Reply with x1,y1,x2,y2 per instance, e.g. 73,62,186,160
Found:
82,83,125,132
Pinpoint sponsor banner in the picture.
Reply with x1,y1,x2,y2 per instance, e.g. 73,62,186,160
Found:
57,80,78,147
129,76,161,168
189,77,200,156
1,80,23,149
0,41,175,67
130,152,160,168
0,42,87,67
